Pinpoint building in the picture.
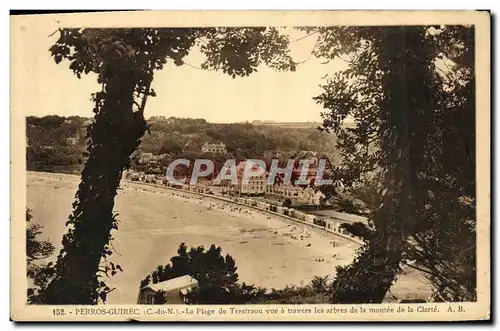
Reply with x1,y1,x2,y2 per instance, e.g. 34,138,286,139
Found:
266,184,316,203
224,161,267,196
201,142,227,154
266,184,303,199
137,275,199,304
235,161,267,196
66,136,79,146
137,152,166,165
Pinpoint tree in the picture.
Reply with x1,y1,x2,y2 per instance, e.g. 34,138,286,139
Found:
140,243,265,304
26,209,55,303
339,222,372,240
309,26,475,302
405,26,476,302
39,27,295,304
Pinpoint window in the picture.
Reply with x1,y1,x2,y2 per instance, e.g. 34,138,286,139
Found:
146,294,154,304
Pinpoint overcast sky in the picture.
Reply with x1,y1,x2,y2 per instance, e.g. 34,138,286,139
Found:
18,26,348,123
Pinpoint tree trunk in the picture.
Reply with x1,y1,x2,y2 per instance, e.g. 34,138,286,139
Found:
331,27,427,303
40,69,149,304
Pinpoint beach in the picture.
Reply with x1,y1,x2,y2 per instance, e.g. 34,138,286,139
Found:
27,172,362,304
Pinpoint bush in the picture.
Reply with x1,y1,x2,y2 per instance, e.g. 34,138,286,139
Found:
339,222,372,240
140,243,266,304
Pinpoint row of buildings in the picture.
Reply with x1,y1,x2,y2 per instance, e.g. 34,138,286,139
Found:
201,142,227,154
219,160,327,205
131,143,225,173
125,157,329,206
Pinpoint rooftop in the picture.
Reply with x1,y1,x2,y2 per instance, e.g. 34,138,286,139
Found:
143,275,199,293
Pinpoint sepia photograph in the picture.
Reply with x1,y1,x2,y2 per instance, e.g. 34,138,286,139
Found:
10,10,490,321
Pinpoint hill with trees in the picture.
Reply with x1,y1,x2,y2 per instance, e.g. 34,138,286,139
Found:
26,115,88,173
26,115,339,174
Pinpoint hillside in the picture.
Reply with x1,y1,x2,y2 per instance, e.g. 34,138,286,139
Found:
26,115,339,173
26,116,88,173
141,116,337,156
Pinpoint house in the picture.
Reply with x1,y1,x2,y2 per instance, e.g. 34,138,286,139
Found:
137,275,199,304
265,183,316,204
66,136,79,146
138,152,166,165
201,142,227,154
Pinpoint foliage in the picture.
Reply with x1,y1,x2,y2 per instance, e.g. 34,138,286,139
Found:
38,27,296,304
309,25,475,302
153,291,167,304
141,118,338,159
26,209,55,303
255,276,331,304
27,115,339,179
26,115,87,174
310,275,330,293
333,193,365,215
346,172,384,212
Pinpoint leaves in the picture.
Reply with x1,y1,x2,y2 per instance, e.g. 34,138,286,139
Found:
313,26,475,303
26,209,56,303
200,27,296,77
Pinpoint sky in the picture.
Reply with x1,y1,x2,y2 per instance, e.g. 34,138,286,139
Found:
17,25,349,123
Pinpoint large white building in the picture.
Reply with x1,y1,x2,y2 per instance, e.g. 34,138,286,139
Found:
138,152,166,165
201,142,227,154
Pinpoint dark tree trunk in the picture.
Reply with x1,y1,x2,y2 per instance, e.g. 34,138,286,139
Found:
331,27,431,304
40,69,149,304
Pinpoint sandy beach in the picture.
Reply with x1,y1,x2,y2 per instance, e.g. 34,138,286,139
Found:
27,172,363,304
